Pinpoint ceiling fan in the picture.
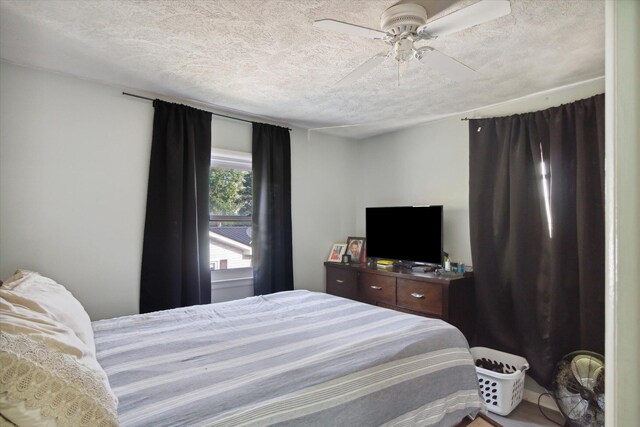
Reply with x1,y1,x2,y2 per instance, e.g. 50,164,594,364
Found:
313,0,511,85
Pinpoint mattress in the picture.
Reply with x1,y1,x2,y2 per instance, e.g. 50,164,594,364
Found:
93,290,484,426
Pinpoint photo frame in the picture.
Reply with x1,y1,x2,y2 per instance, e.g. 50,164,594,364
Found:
327,243,347,262
345,236,366,264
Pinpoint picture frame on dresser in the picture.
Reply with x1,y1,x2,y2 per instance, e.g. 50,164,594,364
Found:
327,243,347,262
345,236,366,264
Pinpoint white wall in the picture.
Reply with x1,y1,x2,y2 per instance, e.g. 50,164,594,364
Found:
290,129,359,292
0,61,358,319
357,78,605,267
211,116,252,153
0,62,152,320
358,119,471,264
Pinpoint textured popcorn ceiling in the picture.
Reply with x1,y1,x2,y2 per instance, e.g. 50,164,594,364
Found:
0,0,604,139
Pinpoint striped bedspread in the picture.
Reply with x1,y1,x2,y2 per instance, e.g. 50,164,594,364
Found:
93,290,484,426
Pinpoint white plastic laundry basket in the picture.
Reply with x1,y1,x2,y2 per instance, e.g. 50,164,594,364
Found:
470,347,529,416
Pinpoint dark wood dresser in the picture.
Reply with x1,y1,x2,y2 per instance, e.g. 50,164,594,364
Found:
325,262,475,342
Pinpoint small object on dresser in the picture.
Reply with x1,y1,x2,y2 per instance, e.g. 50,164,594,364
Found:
345,236,366,264
341,254,351,264
376,259,394,269
327,243,347,262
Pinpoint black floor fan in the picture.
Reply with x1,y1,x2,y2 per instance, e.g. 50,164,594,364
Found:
550,351,605,426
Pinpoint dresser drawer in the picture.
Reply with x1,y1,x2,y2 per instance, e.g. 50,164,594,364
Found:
326,267,358,300
397,279,443,316
360,273,396,306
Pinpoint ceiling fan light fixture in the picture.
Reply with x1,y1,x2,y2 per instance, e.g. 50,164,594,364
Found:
380,4,427,36
413,45,434,61
394,38,414,63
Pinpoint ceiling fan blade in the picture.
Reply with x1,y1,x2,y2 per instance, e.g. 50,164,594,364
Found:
313,19,387,39
336,52,388,86
417,0,511,38
417,48,476,81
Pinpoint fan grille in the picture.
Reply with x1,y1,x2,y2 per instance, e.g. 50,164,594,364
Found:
552,351,604,427
380,4,427,35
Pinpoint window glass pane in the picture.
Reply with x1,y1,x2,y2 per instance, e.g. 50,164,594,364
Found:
209,167,252,216
209,165,252,270
209,220,252,270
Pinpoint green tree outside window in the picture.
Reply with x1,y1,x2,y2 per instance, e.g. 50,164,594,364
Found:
209,168,252,216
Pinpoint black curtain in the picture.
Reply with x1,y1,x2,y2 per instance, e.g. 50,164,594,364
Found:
140,100,212,313
252,123,294,295
469,94,605,387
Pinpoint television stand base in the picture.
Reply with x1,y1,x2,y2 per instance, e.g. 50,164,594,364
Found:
392,261,436,273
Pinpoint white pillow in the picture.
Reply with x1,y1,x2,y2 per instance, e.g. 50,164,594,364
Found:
0,292,118,426
0,270,95,356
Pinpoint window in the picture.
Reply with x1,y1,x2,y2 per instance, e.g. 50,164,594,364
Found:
209,149,252,270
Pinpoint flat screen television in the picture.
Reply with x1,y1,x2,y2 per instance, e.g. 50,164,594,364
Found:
365,205,443,266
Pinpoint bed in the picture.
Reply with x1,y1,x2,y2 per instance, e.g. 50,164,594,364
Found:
1,271,484,426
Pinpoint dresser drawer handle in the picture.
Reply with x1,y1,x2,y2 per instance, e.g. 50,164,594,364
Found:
370,285,382,290
410,293,425,299
335,279,344,283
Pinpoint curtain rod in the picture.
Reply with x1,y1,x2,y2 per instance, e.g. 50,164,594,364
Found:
122,92,291,131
